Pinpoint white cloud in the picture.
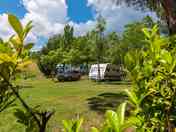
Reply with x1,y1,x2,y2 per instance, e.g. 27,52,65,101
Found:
0,14,14,40
69,20,96,36
0,0,157,50
87,0,157,32
87,0,117,12
22,0,155,38
22,0,68,37
0,0,68,49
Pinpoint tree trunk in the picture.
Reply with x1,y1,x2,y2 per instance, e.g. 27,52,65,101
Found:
86,61,89,75
97,41,102,81
39,111,54,132
161,0,176,35
97,60,101,81
165,109,173,132
39,126,46,132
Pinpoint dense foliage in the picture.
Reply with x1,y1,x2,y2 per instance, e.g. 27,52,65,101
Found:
38,17,155,76
124,25,176,131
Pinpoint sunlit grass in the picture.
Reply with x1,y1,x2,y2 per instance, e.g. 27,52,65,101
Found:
0,77,129,131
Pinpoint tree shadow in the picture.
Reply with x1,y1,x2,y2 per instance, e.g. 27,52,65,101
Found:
91,80,131,86
19,85,34,89
104,81,131,85
87,92,127,114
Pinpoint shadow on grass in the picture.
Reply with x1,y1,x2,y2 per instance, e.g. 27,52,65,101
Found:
91,80,131,85
87,92,127,114
102,81,131,85
19,85,34,89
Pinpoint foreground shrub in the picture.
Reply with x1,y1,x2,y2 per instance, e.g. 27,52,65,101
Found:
124,25,176,131
0,14,53,132
62,118,84,132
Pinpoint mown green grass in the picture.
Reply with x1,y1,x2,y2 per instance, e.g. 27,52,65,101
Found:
0,77,129,132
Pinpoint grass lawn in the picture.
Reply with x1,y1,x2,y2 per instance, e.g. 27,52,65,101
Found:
0,76,129,132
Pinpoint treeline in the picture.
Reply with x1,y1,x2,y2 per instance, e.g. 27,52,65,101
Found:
36,16,155,76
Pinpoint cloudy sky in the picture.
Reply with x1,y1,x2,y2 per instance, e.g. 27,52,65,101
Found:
0,0,156,50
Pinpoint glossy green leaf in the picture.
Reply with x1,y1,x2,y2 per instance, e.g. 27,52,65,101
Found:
8,14,23,39
142,28,150,39
91,127,99,132
62,118,83,132
24,43,34,50
23,21,33,39
117,102,127,126
105,110,119,132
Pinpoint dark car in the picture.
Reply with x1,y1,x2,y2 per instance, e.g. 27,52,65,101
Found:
56,70,81,81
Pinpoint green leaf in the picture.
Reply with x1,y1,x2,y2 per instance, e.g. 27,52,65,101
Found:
0,53,16,64
123,116,143,130
23,21,33,39
142,28,150,39
62,120,72,132
0,43,12,53
62,118,83,132
91,127,99,132
0,65,10,81
125,89,139,106
9,35,22,50
24,43,34,50
8,14,23,39
105,110,119,132
117,102,127,126
160,50,172,65
151,25,158,37
75,118,83,132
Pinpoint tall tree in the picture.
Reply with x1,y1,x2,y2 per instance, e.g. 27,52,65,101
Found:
41,34,63,55
63,24,74,50
107,16,155,65
106,32,121,64
95,15,106,81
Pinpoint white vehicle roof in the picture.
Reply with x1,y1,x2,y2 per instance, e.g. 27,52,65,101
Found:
90,63,109,67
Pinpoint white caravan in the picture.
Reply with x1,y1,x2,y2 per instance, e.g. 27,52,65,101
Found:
89,63,123,81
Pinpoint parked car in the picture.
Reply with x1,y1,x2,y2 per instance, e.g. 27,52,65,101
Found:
56,64,81,81
89,63,124,81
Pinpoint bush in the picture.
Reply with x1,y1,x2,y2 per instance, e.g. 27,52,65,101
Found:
38,49,63,76
124,25,176,131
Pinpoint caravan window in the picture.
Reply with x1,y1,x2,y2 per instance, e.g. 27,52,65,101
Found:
57,67,64,73
91,67,104,73
106,67,110,72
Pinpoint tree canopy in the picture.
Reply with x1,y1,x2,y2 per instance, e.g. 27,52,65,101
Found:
37,16,155,76
114,0,176,34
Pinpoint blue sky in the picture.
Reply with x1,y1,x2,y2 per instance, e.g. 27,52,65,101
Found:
0,0,26,18
0,0,156,50
0,0,94,23
66,0,94,23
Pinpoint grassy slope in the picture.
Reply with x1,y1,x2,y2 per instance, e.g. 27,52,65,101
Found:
0,63,129,132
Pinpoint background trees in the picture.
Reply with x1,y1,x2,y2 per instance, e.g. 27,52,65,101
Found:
37,16,156,77
124,25,176,132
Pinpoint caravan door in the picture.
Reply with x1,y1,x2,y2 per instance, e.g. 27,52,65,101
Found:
89,64,107,80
